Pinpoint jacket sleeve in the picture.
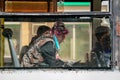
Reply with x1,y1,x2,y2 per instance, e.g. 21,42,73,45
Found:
39,41,57,67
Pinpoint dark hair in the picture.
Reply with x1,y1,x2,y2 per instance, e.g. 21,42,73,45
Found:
37,25,51,36
95,26,109,41
29,25,51,45
52,21,68,35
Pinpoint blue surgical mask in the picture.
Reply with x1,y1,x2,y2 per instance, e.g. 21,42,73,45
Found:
53,35,60,50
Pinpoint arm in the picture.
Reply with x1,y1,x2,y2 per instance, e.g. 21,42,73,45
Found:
40,41,57,67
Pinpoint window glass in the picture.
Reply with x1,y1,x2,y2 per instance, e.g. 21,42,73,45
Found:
2,17,112,69
60,23,91,63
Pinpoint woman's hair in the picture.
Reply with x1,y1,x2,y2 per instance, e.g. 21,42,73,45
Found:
95,26,109,41
52,21,68,35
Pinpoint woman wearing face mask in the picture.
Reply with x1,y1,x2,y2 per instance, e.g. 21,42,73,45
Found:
40,21,69,67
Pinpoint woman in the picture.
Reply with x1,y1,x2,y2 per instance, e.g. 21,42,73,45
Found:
40,21,68,67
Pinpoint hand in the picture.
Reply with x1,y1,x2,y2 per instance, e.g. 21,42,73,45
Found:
56,54,61,60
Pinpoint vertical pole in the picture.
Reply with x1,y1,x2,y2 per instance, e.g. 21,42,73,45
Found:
72,25,76,60
110,0,119,69
8,39,20,67
0,18,4,67
113,0,120,70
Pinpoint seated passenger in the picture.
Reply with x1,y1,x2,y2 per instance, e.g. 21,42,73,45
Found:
21,25,51,67
90,26,111,67
41,21,69,67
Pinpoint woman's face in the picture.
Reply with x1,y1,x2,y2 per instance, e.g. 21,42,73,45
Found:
56,33,66,43
53,28,68,44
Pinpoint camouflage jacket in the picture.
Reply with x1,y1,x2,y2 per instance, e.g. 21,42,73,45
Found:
21,34,54,67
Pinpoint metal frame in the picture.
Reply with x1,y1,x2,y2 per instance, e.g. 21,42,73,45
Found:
0,12,111,18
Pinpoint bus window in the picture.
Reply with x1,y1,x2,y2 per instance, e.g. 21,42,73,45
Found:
2,17,112,69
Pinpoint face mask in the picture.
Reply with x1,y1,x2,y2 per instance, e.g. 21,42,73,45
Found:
53,35,60,50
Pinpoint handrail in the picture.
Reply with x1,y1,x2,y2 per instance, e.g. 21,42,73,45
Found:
2,28,20,67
